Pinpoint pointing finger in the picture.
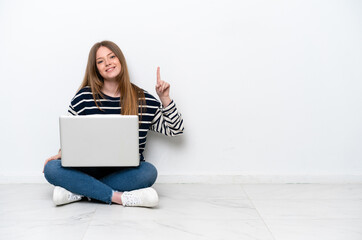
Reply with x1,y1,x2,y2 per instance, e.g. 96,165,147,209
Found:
157,67,161,84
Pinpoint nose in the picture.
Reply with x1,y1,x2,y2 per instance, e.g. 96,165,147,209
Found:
105,59,111,66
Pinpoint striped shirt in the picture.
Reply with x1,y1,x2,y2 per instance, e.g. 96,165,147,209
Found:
67,86,184,161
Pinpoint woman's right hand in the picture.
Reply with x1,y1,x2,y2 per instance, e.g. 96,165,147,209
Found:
43,150,61,173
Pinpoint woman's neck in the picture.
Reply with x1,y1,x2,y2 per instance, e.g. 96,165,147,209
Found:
102,79,120,98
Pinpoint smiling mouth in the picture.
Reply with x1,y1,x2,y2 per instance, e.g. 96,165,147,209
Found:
106,67,115,72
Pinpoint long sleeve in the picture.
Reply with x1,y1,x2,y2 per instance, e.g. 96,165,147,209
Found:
150,100,184,136
67,104,78,116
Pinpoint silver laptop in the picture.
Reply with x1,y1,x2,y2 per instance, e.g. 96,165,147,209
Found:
59,115,139,167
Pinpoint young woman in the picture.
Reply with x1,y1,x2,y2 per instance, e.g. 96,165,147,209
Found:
43,40,184,207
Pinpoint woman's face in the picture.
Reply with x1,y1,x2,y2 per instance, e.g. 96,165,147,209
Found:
96,46,121,81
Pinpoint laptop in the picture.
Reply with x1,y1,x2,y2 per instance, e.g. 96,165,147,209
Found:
59,115,139,167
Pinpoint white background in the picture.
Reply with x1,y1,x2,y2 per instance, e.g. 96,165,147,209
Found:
0,0,361,182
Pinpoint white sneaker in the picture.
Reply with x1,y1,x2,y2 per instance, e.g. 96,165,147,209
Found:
53,186,83,206
121,187,159,207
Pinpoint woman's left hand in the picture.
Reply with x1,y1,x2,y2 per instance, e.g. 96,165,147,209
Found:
155,67,172,107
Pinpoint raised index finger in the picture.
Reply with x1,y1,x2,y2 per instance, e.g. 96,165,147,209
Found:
157,66,161,84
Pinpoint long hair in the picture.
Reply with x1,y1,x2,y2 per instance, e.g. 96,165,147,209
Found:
79,40,145,116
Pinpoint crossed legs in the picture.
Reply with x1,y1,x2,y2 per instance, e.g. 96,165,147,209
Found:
43,160,158,204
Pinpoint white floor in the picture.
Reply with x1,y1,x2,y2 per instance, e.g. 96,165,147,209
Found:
1,183,362,240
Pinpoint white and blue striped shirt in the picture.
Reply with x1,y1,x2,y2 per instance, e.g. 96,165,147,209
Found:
67,86,184,161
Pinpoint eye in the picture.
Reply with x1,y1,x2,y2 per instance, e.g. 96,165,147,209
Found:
97,60,103,64
110,55,116,59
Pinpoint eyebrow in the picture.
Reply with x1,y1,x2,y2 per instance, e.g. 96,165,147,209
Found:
96,52,113,60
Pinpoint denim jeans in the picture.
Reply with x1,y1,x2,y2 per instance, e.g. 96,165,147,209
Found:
43,160,158,204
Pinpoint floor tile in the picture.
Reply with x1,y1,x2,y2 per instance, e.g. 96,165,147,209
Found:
92,196,260,220
0,218,90,240
83,219,274,240
0,184,97,221
251,199,362,220
264,219,362,240
242,184,362,200
0,184,95,240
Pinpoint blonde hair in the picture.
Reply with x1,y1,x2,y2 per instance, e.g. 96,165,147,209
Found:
79,40,145,115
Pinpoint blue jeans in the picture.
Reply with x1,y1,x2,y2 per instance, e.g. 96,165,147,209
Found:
43,160,158,204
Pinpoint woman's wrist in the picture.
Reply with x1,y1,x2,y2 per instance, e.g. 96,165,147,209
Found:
160,96,172,107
